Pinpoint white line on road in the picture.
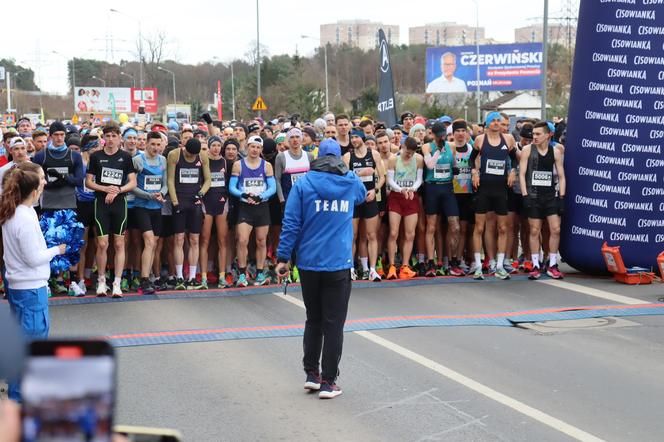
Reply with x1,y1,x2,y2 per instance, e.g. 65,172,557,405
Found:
273,290,606,442
537,279,649,305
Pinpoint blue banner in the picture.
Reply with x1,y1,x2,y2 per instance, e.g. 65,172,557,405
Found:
425,43,543,93
561,2,664,274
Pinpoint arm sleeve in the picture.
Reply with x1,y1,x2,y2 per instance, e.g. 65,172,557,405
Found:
469,148,480,171
228,175,243,199
387,169,402,192
424,150,440,170
260,176,276,201
65,152,84,187
18,224,60,267
274,154,285,202
130,157,152,200
160,157,169,197
411,168,423,191
276,183,303,261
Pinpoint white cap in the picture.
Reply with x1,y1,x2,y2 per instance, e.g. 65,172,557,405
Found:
9,137,26,149
247,135,263,146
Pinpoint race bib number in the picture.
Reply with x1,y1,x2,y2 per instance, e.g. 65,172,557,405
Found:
532,171,553,187
397,180,414,188
101,167,123,185
46,166,69,183
355,167,374,183
433,163,451,180
179,168,200,184
144,175,162,191
485,159,505,176
457,167,472,182
290,172,305,185
210,171,226,188
243,178,265,195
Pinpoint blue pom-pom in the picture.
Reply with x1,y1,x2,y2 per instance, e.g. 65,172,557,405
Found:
40,209,85,273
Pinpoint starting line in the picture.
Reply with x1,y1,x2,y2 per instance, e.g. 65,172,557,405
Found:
105,303,664,348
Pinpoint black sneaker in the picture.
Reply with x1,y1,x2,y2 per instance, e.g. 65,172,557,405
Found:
174,278,186,290
138,279,156,295
416,262,426,277
425,261,437,278
304,371,321,391
319,382,342,399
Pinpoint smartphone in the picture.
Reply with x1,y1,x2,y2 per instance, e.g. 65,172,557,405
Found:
114,425,183,442
21,340,116,442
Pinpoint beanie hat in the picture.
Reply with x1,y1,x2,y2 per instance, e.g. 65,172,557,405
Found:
49,121,67,135
185,138,201,155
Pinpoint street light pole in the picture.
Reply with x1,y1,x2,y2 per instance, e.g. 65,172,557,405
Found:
256,0,261,117
541,0,549,120
472,0,481,122
92,76,106,87
301,35,329,112
158,66,176,109
230,62,236,120
120,71,136,88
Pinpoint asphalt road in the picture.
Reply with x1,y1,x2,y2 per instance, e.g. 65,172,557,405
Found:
50,270,664,441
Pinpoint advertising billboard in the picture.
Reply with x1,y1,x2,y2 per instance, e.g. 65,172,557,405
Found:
560,2,664,273
74,87,158,114
425,43,543,93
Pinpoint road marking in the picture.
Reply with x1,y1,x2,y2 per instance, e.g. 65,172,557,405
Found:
355,330,604,442
537,280,649,305
273,291,605,442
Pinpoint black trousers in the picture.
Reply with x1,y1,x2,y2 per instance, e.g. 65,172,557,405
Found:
300,269,352,384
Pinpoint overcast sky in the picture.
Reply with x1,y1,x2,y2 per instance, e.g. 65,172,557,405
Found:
3,0,576,94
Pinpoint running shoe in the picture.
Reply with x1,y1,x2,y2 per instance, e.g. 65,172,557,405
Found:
361,270,370,281
528,267,541,280
304,372,321,391
546,264,564,280
350,268,357,281
130,276,141,291
376,257,385,278
174,278,186,290
399,265,417,280
199,278,209,290
96,281,109,297
425,261,437,278
111,282,123,298
319,382,342,399
522,260,534,273
505,263,518,275
49,278,68,297
187,278,205,290
236,273,249,287
458,261,470,274
473,267,484,280
386,265,398,280
449,264,464,277
436,265,448,276
416,262,426,277
291,266,300,283
224,273,234,287
494,267,511,280
488,261,497,275
68,281,85,297
77,280,88,295
254,271,269,286
120,277,130,293
165,277,177,289
138,279,156,295
369,269,381,282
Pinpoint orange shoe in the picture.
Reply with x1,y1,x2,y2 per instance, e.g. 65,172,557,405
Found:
399,265,416,280
523,260,533,272
386,265,398,280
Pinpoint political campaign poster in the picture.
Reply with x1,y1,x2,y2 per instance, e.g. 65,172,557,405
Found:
561,2,664,274
425,43,543,93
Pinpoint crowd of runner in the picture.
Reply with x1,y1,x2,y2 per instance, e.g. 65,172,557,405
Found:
0,110,566,298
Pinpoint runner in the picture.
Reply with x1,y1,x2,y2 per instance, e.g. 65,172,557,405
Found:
451,120,475,274
422,122,463,277
385,136,423,280
335,114,352,156
343,129,385,281
200,135,231,289
86,123,137,297
520,122,566,280
132,132,168,294
228,136,276,287
167,138,211,290
511,123,534,273
122,128,142,292
375,130,393,278
469,112,518,281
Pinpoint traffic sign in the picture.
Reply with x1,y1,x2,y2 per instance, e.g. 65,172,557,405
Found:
252,96,268,111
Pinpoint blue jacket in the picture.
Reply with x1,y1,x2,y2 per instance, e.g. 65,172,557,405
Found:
277,156,366,271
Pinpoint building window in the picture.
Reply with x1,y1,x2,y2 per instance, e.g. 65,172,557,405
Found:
424,29,429,45
335,27,340,45
436,30,440,46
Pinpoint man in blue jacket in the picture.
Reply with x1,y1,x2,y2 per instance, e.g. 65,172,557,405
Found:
275,138,366,399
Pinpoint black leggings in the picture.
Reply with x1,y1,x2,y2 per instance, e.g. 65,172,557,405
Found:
300,269,352,384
